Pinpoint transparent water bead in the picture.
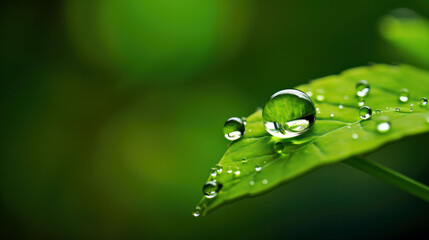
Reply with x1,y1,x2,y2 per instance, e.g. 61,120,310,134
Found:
209,168,217,177
399,88,409,103
395,108,400,112
377,121,391,134
192,206,201,217
352,133,358,139
359,106,372,120
356,80,370,97
223,117,245,140
262,89,316,138
420,97,428,107
375,109,381,115
215,164,223,174
203,181,222,199
255,165,262,171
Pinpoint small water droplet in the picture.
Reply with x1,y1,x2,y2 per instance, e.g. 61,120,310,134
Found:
262,179,268,184
377,121,391,134
386,107,389,110
215,164,223,174
234,170,241,177
249,180,255,186
192,206,201,217
399,88,409,103
255,165,262,171
203,181,222,198
358,101,365,107
420,97,428,107
241,117,247,125
223,117,245,141
274,142,284,154
330,113,334,117
395,108,400,112
375,109,381,115
263,89,316,138
316,94,325,102
356,80,370,97
352,133,358,139
242,158,247,163
339,105,344,109
347,126,351,129
359,106,372,120
210,168,217,177
226,167,233,174
248,129,252,132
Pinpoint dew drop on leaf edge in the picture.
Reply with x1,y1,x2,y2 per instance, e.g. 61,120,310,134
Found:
192,206,201,217
203,181,222,199
262,89,316,139
223,117,245,141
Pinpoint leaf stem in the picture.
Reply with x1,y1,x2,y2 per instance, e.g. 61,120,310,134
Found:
344,157,429,202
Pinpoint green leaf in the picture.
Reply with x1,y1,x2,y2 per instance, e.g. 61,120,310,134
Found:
196,64,429,216
379,11,429,66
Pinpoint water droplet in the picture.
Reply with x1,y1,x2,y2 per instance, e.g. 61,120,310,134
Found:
223,117,245,140
395,108,400,112
262,89,316,138
192,206,201,217
248,129,252,132
234,170,241,177
242,158,247,163
215,164,223,174
255,165,262,171
352,133,358,139
226,167,233,174
347,126,351,129
203,181,222,198
274,142,284,153
420,97,428,107
241,117,247,125
262,179,268,185
330,113,334,118
359,106,372,120
375,109,381,115
210,168,217,177
316,95,325,102
356,80,370,97
386,107,389,110
358,101,365,107
339,105,344,109
377,121,391,134
249,180,255,185
399,88,409,103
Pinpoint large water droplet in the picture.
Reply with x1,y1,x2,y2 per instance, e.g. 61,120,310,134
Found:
377,121,391,134
192,206,201,217
356,80,370,97
223,117,245,141
420,97,428,107
359,106,372,120
203,181,222,198
262,89,316,138
399,88,409,103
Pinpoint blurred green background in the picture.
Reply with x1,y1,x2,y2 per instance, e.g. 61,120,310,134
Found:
1,0,429,239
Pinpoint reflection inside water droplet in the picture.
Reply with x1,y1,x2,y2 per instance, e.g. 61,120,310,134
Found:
223,117,245,141
399,88,409,103
356,80,370,97
359,106,372,120
203,181,222,199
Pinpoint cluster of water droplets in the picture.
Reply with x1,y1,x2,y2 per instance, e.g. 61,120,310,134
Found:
195,78,429,217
